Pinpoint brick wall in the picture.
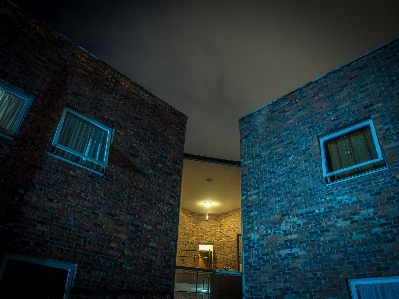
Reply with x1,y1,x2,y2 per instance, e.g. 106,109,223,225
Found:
0,1,187,298
177,208,241,271
239,38,399,298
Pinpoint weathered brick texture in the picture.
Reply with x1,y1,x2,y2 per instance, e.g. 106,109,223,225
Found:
0,1,186,298
239,38,399,298
177,208,241,271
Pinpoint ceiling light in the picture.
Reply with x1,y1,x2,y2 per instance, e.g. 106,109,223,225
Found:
203,202,213,207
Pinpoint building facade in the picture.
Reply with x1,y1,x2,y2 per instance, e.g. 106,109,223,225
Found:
0,1,187,298
240,38,399,298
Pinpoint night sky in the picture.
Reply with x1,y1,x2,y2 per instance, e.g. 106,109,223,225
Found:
11,0,399,161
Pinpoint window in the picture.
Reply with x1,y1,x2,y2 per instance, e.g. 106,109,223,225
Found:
348,276,399,299
0,254,77,299
320,120,386,183
49,108,113,174
0,82,34,138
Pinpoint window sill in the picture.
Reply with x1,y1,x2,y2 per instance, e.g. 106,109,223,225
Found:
0,132,14,140
325,165,388,185
46,152,104,176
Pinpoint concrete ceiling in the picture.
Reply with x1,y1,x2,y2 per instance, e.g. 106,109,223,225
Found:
180,158,241,214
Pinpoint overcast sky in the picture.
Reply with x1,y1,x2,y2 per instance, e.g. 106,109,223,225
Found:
11,0,399,161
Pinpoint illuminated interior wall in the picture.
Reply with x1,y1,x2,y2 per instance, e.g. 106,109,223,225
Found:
177,208,241,271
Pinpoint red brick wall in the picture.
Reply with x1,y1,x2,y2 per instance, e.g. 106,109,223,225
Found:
177,208,241,271
240,38,399,298
0,1,186,298
177,208,204,268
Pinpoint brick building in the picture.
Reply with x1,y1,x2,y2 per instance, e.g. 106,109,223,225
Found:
0,1,186,298
239,38,399,298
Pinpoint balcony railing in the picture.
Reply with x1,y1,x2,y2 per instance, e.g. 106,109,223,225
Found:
174,266,242,299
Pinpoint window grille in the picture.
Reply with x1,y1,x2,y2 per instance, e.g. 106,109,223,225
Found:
319,120,386,183
49,108,112,173
0,82,34,138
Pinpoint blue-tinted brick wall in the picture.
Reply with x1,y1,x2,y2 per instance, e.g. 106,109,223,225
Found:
239,38,399,299
0,1,187,298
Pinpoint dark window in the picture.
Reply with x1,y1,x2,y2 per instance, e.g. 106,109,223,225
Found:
0,256,76,299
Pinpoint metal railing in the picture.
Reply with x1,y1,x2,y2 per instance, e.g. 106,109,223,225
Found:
174,266,242,299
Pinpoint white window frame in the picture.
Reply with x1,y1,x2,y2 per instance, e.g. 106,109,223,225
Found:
0,82,34,138
0,253,77,299
320,119,384,179
348,276,399,299
52,108,113,169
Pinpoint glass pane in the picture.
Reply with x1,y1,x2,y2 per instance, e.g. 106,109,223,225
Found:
57,111,108,162
0,88,25,132
350,127,378,163
357,282,399,299
326,126,378,172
